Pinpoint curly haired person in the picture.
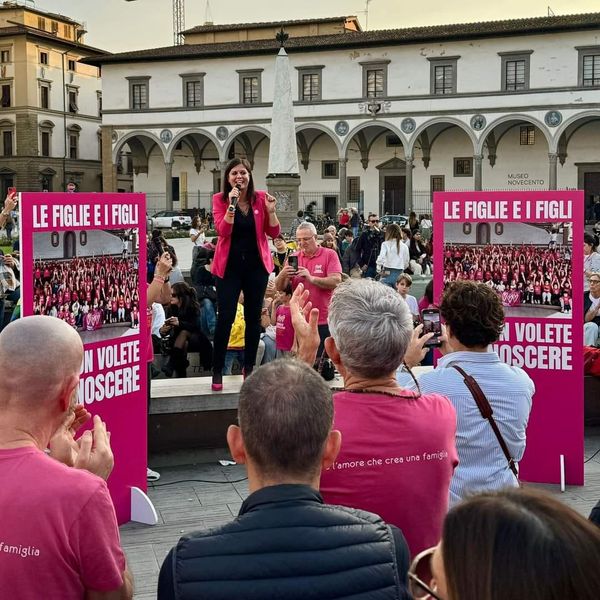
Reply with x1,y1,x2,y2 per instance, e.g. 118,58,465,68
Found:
399,281,534,506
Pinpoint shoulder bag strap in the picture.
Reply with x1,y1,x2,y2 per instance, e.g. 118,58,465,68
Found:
452,365,518,478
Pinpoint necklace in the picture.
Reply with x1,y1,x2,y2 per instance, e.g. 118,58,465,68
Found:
237,203,250,216
334,387,420,399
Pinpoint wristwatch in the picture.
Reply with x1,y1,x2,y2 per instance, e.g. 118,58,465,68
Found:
227,205,235,213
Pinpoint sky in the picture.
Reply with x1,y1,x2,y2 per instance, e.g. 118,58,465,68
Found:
25,0,600,52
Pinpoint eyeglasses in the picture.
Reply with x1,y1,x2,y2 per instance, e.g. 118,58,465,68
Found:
369,219,379,224
296,236,314,242
408,547,443,600
590,279,600,285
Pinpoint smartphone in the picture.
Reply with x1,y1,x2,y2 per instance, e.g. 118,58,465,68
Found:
288,255,299,272
7,186,16,197
421,308,442,348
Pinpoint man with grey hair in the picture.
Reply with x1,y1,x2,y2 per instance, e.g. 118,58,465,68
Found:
158,359,411,600
276,220,342,357
291,279,457,556
0,316,132,599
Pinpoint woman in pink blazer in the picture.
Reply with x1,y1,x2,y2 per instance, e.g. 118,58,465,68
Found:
211,158,280,390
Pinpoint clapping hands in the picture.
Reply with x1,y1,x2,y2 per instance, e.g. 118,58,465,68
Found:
49,408,114,481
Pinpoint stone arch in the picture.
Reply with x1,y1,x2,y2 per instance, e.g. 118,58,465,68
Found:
296,123,342,155
112,130,165,164
556,110,600,139
478,114,551,155
295,124,340,172
166,128,221,163
223,126,271,168
342,120,406,157
408,117,476,157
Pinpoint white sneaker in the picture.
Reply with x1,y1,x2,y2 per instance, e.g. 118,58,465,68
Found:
147,467,160,482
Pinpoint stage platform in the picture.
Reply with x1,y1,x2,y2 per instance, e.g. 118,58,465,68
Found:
149,372,347,462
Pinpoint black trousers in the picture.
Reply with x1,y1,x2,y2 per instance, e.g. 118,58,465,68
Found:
213,259,269,374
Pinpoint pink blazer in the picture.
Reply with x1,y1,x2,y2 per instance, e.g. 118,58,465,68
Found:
211,190,281,278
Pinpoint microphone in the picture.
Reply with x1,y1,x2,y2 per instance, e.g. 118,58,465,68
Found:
231,183,242,207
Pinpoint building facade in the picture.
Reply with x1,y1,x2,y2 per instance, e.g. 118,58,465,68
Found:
0,1,105,195
87,13,600,218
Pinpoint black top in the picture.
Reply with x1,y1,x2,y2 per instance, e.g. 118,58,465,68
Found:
228,205,261,270
158,483,411,600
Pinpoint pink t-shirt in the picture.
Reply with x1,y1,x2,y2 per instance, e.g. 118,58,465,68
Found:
320,390,458,556
292,247,342,325
0,447,125,599
275,304,294,351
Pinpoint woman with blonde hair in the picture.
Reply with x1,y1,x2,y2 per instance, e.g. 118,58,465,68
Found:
376,223,410,287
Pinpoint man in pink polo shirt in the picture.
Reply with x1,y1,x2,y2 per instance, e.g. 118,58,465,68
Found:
276,221,342,356
0,316,132,600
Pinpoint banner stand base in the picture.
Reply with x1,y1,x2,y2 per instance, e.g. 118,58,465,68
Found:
131,486,159,525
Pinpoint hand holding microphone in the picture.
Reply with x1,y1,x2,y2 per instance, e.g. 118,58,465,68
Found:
229,183,242,207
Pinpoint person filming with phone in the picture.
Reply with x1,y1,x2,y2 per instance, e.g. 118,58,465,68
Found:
275,221,342,360
399,280,535,506
210,158,280,391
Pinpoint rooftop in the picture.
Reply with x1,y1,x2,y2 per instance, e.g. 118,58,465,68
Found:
0,1,81,26
0,23,107,54
182,15,361,35
84,12,600,66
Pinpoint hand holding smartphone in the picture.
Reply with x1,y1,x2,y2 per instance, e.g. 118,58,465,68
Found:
421,308,442,348
288,255,299,273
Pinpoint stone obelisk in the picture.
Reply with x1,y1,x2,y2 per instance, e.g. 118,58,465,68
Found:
266,29,300,233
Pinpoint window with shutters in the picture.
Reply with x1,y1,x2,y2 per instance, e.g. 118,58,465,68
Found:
237,69,263,104
127,77,150,110
499,51,532,91
2,130,12,156
520,126,535,145
322,161,339,179
428,57,459,95
454,158,473,177
347,177,360,203
67,88,78,113
40,83,50,109
360,61,389,99
577,46,600,87
0,84,11,108
180,73,205,107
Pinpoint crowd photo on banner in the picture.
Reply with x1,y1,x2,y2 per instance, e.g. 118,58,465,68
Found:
1,163,600,599
30,229,140,340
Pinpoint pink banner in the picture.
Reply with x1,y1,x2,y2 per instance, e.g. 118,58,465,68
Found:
434,190,584,485
20,192,147,522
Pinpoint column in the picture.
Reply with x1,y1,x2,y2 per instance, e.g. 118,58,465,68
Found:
101,127,117,192
548,152,558,191
473,154,483,191
338,158,348,207
165,161,173,211
405,155,414,212
219,160,228,187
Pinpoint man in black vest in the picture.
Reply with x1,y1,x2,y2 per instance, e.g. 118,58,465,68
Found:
158,359,411,600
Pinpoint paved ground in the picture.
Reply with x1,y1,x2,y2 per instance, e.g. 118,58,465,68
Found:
121,426,600,599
